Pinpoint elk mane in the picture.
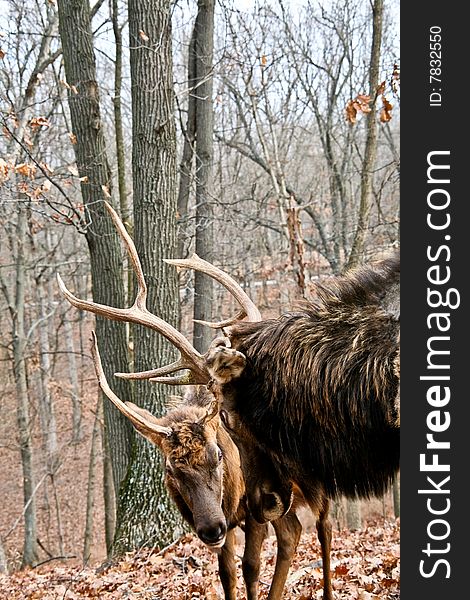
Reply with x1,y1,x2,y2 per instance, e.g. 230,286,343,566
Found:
224,256,400,501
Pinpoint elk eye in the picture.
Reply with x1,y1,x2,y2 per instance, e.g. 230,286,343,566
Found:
217,448,223,462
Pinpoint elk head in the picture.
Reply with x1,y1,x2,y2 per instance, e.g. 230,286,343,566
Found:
90,331,229,549
57,201,292,524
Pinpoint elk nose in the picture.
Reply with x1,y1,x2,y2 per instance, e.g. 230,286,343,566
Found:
198,521,227,546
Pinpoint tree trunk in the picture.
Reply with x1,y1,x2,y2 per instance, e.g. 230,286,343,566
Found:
193,0,216,353
347,0,384,268
0,11,60,566
102,428,116,555
63,316,82,442
176,24,197,260
0,536,7,574
57,0,134,500
111,0,129,234
393,473,400,518
35,279,59,473
83,396,102,564
112,0,185,555
111,0,133,316
13,205,39,567
346,498,362,531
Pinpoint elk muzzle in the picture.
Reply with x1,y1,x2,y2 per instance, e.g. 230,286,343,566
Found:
196,517,227,549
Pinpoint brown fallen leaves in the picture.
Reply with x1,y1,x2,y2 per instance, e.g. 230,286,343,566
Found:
0,518,399,600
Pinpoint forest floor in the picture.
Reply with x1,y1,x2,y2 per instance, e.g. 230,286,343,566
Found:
0,517,399,600
0,321,399,599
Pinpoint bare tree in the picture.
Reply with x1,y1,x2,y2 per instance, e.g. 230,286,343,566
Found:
192,0,216,352
212,0,398,274
56,0,134,541
112,0,185,555
347,0,385,268
0,3,61,565
83,397,103,564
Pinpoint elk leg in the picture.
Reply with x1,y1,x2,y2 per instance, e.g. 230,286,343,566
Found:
316,497,333,600
268,511,302,600
242,513,269,600
218,528,238,600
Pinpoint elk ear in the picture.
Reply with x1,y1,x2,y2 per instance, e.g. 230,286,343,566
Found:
198,398,219,426
124,401,172,446
205,345,247,384
220,409,232,430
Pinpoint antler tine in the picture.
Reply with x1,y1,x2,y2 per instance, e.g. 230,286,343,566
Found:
193,309,247,330
150,373,197,385
165,254,262,324
116,361,202,385
90,332,172,437
57,201,210,385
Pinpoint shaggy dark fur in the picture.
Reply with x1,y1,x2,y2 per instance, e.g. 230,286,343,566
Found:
220,256,400,503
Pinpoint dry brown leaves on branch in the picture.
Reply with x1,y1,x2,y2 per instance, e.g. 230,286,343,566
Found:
345,94,371,124
346,73,398,125
29,117,51,129
0,519,399,600
379,96,393,123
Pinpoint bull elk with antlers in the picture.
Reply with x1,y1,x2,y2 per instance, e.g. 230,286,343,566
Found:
58,202,333,600
207,254,400,519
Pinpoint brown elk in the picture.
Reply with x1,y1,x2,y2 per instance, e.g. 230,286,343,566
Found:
57,202,333,600
177,253,400,524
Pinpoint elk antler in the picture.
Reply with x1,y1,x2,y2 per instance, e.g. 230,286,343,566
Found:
165,255,262,327
90,332,172,439
57,201,209,385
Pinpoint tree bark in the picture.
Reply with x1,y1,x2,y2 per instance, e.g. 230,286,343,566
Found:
63,316,82,441
13,205,39,567
83,396,102,564
176,23,197,259
346,498,362,531
192,0,215,353
35,278,59,473
57,0,134,500
112,0,185,555
347,0,384,268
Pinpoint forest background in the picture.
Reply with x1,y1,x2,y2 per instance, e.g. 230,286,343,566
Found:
0,0,399,581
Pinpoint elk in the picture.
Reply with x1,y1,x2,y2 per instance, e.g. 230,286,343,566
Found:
57,201,333,600
181,254,400,522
